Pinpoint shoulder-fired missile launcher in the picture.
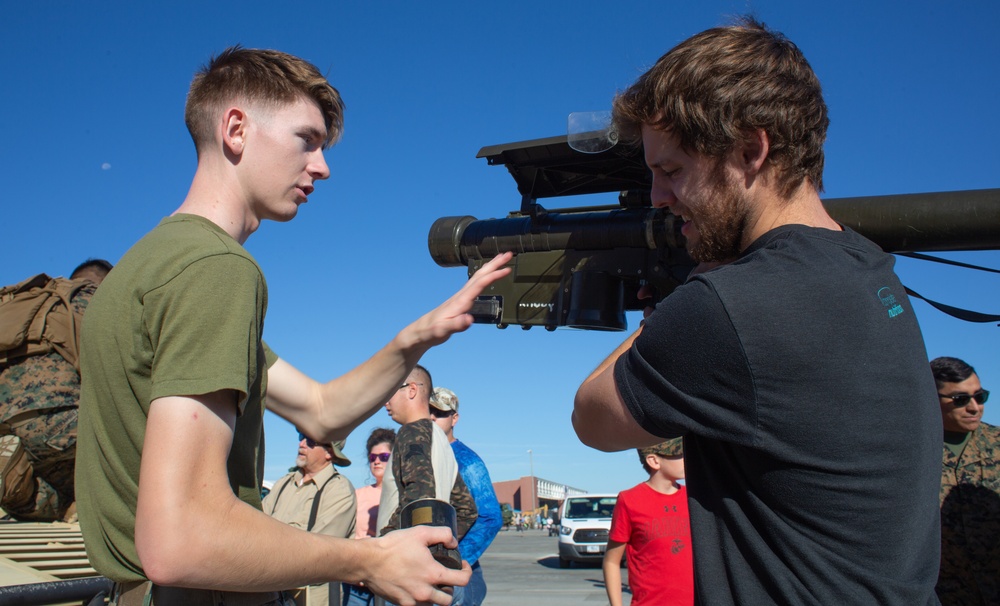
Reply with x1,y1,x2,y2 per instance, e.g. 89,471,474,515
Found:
428,135,1000,331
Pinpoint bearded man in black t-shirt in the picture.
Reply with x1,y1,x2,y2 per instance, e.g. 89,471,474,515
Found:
573,17,941,606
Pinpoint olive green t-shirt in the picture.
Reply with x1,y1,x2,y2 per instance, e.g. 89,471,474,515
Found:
943,430,971,458
76,214,277,582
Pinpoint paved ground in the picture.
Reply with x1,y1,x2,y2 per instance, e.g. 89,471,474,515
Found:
477,529,631,605
0,522,628,605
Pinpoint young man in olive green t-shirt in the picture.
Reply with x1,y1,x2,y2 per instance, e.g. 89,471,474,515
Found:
75,47,511,606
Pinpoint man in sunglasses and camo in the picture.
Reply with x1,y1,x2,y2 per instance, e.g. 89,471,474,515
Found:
931,356,999,606
377,365,477,552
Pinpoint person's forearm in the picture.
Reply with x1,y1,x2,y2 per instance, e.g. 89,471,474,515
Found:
453,479,479,540
314,251,515,439
266,342,420,443
138,394,467,605
580,326,641,391
139,495,469,605
572,328,641,451
139,495,375,590
603,558,624,606
268,253,514,442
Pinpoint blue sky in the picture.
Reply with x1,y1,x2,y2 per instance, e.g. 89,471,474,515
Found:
3,1,998,495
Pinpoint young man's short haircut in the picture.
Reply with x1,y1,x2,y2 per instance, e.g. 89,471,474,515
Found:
411,364,433,395
612,16,828,198
71,258,113,280
930,356,977,387
185,46,345,154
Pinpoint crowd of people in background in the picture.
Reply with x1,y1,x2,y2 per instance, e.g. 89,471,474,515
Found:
257,371,503,606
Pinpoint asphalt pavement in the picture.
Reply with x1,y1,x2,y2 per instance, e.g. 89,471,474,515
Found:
477,528,631,605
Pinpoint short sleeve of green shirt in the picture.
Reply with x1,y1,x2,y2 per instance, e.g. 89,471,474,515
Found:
144,252,265,413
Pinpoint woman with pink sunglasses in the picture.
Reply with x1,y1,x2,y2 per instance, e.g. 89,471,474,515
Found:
343,427,396,606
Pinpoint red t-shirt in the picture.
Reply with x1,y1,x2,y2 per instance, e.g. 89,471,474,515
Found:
609,482,694,606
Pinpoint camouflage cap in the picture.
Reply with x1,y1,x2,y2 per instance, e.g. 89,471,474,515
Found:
638,437,683,460
431,387,459,413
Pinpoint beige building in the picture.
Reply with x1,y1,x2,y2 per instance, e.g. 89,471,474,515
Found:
493,476,586,515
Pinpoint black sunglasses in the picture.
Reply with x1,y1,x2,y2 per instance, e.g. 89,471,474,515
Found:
298,432,330,448
368,453,391,463
938,390,990,407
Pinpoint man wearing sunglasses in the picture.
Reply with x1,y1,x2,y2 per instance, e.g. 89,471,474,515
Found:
377,366,478,548
931,356,999,606
263,434,357,540
263,434,356,605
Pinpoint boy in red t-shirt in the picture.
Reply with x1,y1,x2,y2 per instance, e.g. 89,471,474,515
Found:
603,438,693,606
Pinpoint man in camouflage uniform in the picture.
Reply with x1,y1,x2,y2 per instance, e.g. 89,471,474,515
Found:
0,259,112,521
931,356,999,606
376,365,477,546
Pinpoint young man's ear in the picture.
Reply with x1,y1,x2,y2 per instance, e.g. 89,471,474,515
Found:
645,453,660,470
222,107,247,156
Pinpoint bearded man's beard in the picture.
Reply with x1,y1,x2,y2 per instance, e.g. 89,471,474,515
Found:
686,172,751,263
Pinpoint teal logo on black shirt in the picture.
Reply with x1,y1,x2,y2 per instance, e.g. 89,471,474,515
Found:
877,287,905,318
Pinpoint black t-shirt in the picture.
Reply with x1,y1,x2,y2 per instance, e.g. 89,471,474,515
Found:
616,225,941,605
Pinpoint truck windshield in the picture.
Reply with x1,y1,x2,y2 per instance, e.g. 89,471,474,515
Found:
565,497,617,519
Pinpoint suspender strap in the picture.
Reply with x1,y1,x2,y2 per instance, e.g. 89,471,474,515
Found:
307,474,337,532
269,474,295,506
268,471,337,532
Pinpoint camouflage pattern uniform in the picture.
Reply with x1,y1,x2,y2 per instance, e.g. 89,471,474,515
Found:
937,421,1000,606
0,284,94,521
380,419,478,539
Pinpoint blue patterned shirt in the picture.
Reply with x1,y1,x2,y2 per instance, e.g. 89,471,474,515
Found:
452,439,502,565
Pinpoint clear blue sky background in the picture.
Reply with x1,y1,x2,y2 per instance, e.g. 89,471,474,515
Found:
2,1,997,496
